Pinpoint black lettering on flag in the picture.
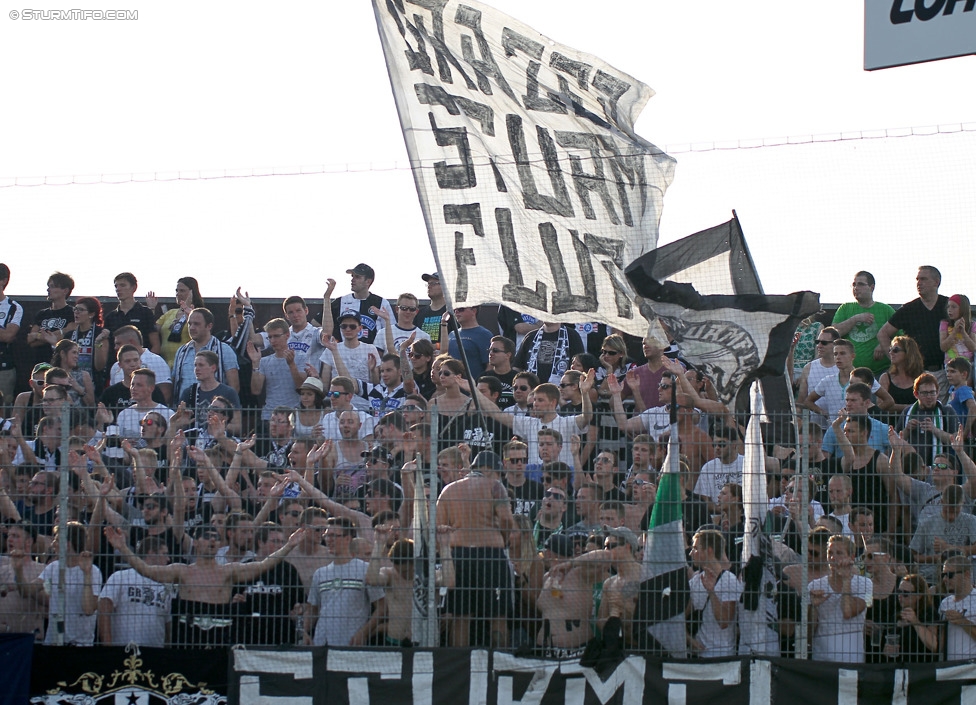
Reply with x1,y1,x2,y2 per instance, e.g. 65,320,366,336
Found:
495,207,547,311
585,233,634,318
444,202,484,237
415,84,496,135
501,28,567,114
556,131,622,224
454,5,520,105
539,224,598,315
453,231,477,302
394,0,478,88
507,114,573,217
593,69,631,126
549,52,591,90
489,159,507,192
429,113,476,189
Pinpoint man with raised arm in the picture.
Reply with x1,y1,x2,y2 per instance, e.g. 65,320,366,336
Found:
104,523,304,647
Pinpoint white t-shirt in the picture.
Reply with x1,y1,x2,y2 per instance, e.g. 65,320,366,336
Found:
110,348,172,385
318,410,376,441
694,455,744,504
319,342,380,383
637,406,671,442
288,324,324,373
940,591,976,660
374,322,431,354
809,574,872,663
99,569,175,647
117,404,174,439
40,561,103,646
307,559,383,646
512,414,584,468
690,569,741,657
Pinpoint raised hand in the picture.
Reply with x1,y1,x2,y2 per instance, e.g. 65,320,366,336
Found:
145,291,158,310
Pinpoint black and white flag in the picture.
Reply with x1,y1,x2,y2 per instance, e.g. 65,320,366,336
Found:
372,0,675,336
626,215,820,403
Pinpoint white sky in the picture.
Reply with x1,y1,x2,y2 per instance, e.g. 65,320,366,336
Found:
1,0,974,308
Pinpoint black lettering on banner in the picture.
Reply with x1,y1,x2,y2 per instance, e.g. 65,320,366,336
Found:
429,113,476,189
507,114,574,217
415,84,496,135
500,28,567,114
453,231,477,302
495,207,547,311
454,4,521,105
605,142,650,227
489,159,507,192
889,0,914,23
539,224,598,315
944,0,976,15
584,233,634,319
916,0,946,20
550,52,591,91
555,131,622,224
444,202,484,237
592,70,631,126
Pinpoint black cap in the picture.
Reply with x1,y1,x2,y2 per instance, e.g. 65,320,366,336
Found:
545,533,577,558
421,272,440,282
471,450,502,472
337,309,360,323
347,263,375,280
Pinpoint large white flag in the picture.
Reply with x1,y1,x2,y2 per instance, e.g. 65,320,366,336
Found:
372,0,675,336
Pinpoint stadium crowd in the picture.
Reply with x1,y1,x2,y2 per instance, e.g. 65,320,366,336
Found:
1,262,976,664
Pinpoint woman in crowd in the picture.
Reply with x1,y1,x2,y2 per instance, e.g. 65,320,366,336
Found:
885,573,940,662
593,333,632,471
150,277,205,368
67,296,109,386
879,335,925,421
294,378,328,440
863,538,901,663
51,339,95,408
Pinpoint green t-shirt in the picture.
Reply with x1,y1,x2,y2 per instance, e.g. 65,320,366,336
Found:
832,300,896,373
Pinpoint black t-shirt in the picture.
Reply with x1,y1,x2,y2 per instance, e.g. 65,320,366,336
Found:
330,293,387,345
436,402,507,456
32,304,73,364
482,368,518,408
507,477,544,517
415,304,447,349
232,560,304,645
514,326,584,384
100,382,166,418
105,302,157,356
888,296,949,369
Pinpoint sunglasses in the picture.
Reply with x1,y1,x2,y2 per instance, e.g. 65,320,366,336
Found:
632,478,653,486
544,490,566,500
944,571,959,579
488,348,507,354
658,384,672,390
397,305,418,312
514,385,531,391
326,391,344,399
600,350,620,356
505,457,527,464
400,405,422,412
340,323,360,330
889,346,903,353
815,339,835,345
141,417,165,427
407,351,428,358
933,463,951,470
559,382,575,389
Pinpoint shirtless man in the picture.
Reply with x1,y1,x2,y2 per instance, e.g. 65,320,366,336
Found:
536,539,613,657
365,524,454,645
286,507,333,590
436,464,517,647
104,524,304,647
597,528,642,648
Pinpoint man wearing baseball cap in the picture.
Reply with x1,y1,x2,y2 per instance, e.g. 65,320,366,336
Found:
328,263,395,346
416,271,447,349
